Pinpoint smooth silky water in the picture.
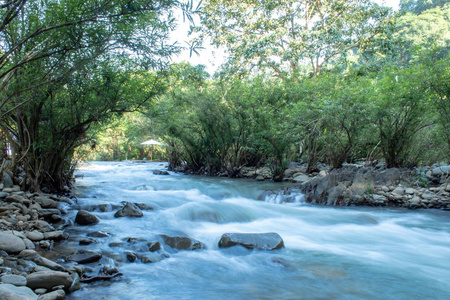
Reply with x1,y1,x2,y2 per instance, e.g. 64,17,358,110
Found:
66,162,450,300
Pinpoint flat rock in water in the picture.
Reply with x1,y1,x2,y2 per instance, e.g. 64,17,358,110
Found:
26,271,72,290
161,234,206,251
66,250,102,264
0,232,26,253
218,232,285,250
0,283,37,300
75,210,99,225
114,202,143,218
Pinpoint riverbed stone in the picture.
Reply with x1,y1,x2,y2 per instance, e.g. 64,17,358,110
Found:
26,231,45,241
392,186,405,195
218,232,285,250
75,210,99,225
114,202,143,218
431,165,450,176
153,170,170,175
1,274,27,286
37,290,65,300
19,250,65,272
161,234,206,251
2,172,14,188
26,271,72,291
148,241,161,252
66,250,102,264
0,283,37,300
0,232,26,253
293,174,309,183
43,231,69,241
34,196,58,209
87,231,109,238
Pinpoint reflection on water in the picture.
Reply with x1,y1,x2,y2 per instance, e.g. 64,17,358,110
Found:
67,161,450,300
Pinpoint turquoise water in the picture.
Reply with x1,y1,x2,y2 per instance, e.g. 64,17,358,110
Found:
67,161,450,300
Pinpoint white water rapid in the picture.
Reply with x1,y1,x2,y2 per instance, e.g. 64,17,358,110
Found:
66,161,450,300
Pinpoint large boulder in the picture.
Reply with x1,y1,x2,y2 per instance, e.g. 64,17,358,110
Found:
0,232,26,253
2,171,14,188
114,202,143,218
0,284,37,300
218,232,284,250
161,234,205,251
26,271,73,290
75,210,99,225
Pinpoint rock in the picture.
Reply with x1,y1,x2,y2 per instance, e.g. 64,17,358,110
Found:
405,188,415,195
34,197,58,209
139,252,167,263
66,250,102,264
114,202,143,218
37,209,61,219
43,231,68,241
2,172,14,188
0,232,26,253
255,175,265,181
372,194,387,204
161,234,206,251
75,210,99,225
431,165,450,176
218,232,284,250
392,186,405,196
0,191,9,198
148,241,161,252
326,183,346,205
0,284,37,300
134,203,154,211
19,250,65,272
26,271,73,291
125,251,138,262
26,231,45,241
87,231,109,238
5,195,27,205
292,174,309,183
79,238,96,245
381,186,389,192
37,290,65,300
152,170,170,175
34,289,47,295
1,274,28,286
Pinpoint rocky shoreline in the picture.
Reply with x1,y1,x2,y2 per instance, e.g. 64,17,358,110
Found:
1,161,449,299
0,170,286,299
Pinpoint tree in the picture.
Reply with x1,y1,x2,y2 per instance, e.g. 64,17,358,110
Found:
0,0,189,191
200,0,394,79
400,0,450,14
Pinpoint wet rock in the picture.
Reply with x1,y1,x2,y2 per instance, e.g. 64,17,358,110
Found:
19,250,65,272
0,232,26,253
218,232,284,250
67,250,102,264
1,274,27,286
134,203,154,211
255,175,265,181
161,234,206,251
125,251,138,262
114,202,143,218
37,290,65,300
148,241,161,252
87,231,109,238
152,170,169,175
26,271,73,290
37,209,61,219
43,231,68,241
75,210,99,225
79,238,96,245
0,283,37,300
0,191,9,198
139,252,166,263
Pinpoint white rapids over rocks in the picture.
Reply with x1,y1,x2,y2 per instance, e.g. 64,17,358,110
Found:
67,161,450,300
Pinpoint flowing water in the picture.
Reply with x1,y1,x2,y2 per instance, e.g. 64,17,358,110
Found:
66,161,450,300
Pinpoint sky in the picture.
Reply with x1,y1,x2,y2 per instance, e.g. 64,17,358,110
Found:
169,0,401,75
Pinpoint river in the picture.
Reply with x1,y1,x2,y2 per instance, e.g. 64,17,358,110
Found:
66,161,450,300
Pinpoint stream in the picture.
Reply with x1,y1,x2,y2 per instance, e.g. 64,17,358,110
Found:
65,161,450,300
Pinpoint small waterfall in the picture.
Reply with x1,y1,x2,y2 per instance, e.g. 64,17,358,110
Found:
259,188,306,205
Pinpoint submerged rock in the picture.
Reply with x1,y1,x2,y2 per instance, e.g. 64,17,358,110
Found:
152,170,170,175
218,232,284,250
161,234,205,251
75,210,99,225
